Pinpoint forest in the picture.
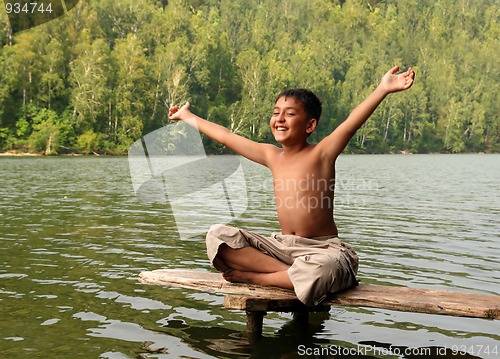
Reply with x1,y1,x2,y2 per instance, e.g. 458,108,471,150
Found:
0,0,498,155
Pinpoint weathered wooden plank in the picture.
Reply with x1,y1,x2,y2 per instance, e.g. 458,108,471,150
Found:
327,283,500,319
139,269,297,298
139,269,500,319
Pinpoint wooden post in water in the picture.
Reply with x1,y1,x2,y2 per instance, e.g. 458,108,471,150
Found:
245,311,265,339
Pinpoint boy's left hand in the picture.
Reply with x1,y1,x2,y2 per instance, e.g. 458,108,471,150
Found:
381,66,415,94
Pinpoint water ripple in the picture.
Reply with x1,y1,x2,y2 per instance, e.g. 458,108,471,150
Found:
1,155,499,358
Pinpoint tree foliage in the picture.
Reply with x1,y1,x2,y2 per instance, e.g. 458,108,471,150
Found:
0,0,498,154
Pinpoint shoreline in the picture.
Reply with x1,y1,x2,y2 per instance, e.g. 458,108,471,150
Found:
1,151,497,157
0,152,44,157
0,151,95,157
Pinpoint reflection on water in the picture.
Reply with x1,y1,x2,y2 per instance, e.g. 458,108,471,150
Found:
0,154,499,358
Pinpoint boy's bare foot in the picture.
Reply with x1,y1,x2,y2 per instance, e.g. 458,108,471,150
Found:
223,269,255,284
222,269,294,290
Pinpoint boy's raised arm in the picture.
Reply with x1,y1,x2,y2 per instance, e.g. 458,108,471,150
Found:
320,66,415,160
168,102,275,166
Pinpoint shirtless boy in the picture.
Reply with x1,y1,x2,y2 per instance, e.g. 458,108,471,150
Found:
168,66,415,305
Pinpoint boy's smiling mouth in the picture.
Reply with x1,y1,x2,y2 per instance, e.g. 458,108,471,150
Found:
276,126,288,131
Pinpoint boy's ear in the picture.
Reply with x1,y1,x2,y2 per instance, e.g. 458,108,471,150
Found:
306,118,318,134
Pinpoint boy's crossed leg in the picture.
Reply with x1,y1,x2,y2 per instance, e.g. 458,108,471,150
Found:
217,244,294,290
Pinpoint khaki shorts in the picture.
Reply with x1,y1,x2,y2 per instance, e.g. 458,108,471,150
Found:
206,224,359,306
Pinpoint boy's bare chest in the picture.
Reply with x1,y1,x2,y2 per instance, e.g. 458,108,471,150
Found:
270,159,335,193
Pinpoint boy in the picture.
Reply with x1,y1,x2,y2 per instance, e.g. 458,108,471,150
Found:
168,66,415,305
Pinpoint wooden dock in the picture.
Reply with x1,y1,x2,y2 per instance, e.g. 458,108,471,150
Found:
139,269,500,337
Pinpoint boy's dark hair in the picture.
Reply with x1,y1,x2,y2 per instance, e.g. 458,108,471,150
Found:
275,88,322,124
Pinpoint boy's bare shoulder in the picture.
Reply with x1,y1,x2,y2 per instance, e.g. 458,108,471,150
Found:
267,144,332,172
246,142,282,168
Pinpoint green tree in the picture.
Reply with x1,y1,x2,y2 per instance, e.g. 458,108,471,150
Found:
69,36,111,134
39,38,67,110
110,33,149,150
77,130,102,154
20,106,72,154
338,57,380,151
149,41,190,132
235,48,265,139
2,31,46,106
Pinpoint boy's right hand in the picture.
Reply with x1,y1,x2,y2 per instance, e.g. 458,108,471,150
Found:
168,102,192,121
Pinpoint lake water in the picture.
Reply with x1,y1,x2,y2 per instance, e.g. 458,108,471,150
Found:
1,154,499,358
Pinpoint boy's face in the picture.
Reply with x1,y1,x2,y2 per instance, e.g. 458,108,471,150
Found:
270,96,316,145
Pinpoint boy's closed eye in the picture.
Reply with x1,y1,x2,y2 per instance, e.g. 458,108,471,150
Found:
272,111,296,117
